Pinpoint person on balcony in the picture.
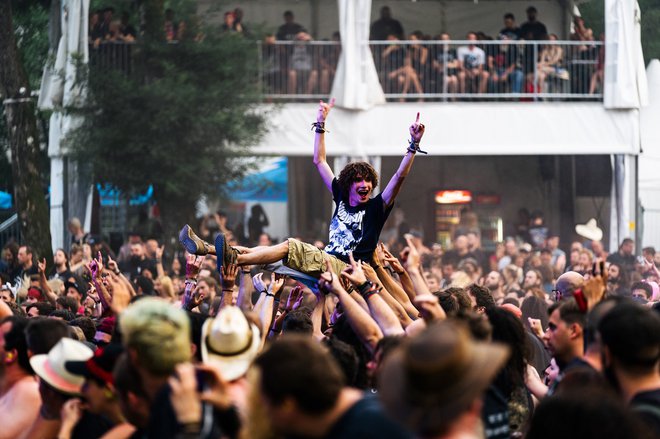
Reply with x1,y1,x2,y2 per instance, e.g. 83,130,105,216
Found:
431,33,459,96
287,32,319,95
500,13,521,40
276,10,306,41
536,34,568,93
520,6,548,41
381,34,424,99
490,35,524,94
457,32,489,94
370,6,404,41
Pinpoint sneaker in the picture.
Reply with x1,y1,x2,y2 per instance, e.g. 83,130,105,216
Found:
179,224,209,255
215,233,238,272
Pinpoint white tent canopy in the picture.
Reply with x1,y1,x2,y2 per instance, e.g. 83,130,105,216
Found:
331,0,385,110
640,60,660,248
251,102,640,156
604,0,648,109
38,0,90,251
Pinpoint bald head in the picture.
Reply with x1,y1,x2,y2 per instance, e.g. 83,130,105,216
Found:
555,271,584,300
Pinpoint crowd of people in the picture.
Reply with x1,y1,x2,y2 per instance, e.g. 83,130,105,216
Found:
0,102,659,439
262,6,604,98
85,5,604,99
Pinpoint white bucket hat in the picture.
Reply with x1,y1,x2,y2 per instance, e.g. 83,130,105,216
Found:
201,306,261,381
575,218,603,242
30,338,94,395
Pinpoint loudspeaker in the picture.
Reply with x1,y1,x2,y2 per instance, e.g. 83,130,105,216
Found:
575,155,612,197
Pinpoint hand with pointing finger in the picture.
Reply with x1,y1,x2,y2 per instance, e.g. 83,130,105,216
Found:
317,98,335,123
408,112,427,154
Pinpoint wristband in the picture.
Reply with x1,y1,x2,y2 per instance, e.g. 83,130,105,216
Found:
311,121,328,133
265,292,275,298
357,280,373,296
407,138,427,155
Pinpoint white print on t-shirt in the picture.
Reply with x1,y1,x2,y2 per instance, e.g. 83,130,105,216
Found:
325,201,366,257
457,46,485,69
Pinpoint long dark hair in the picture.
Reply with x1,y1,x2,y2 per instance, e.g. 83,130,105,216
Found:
486,307,530,396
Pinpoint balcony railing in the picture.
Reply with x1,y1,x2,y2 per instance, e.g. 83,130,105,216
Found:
89,39,604,102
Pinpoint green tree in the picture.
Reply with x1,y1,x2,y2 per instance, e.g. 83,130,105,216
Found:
580,0,660,62
0,0,53,265
70,29,267,236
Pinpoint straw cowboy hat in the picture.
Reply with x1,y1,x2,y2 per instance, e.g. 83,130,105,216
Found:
201,306,261,381
30,338,94,395
575,218,603,242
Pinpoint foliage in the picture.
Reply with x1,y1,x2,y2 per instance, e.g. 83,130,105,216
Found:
12,3,50,91
0,2,49,194
580,0,660,63
69,30,267,231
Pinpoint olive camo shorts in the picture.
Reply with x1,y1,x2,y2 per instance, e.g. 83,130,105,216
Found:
284,238,347,278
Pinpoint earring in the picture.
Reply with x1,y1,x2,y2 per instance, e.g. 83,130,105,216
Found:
104,388,114,399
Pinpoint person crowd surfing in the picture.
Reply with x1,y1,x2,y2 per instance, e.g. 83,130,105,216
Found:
179,99,426,282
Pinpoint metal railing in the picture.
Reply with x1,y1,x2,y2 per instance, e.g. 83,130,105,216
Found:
89,41,135,74
258,40,340,100
88,39,604,102
259,39,603,101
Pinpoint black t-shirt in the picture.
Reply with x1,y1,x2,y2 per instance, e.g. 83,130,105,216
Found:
322,394,411,439
499,27,520,40
630,388,660,437
370,18,404,41
276,23,305,41
482,385,511,439
72,411,114,438
324,178,393,263
519,21,548,40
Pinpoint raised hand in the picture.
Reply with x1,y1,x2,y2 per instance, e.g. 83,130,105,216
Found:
409,112,425,143
317,97,335,123
221,264,238,290
284,286,303,312
190,283,206,308
185,254,204,280
37,258,47,275
318,259,342,295
403,235,421,270
252,272,266,294
268,273,285,296
383,247,404,274
341,252,367,286
168,363,202,425
156,245,165,261
106,255,120,274
414,294,445,323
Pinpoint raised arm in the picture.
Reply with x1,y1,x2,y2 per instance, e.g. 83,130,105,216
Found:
313,98,336,192
381,113,425,207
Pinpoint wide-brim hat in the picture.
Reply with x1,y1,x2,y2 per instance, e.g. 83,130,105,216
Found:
201,306,261,381
379,321,509,435
575,218,603,242
30,338,94,395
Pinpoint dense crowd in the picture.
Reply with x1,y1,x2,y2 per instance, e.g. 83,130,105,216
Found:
0,222,658,438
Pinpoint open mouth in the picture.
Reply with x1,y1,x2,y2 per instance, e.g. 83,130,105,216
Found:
357,188,370,196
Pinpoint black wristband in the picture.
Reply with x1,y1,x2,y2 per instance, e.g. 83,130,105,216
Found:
311,122,328,133
357,280,373,296
407,138,427,154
